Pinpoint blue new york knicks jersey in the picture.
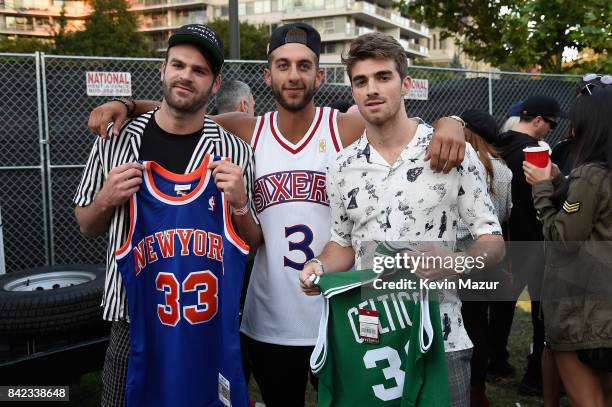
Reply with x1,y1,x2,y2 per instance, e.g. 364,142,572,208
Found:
116,155,249,407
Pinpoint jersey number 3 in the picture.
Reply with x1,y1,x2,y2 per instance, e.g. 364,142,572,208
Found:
284,225,315,270
363,346,406,401
156,270,218,326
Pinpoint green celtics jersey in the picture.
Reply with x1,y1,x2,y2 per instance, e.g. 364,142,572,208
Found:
310,268,450,407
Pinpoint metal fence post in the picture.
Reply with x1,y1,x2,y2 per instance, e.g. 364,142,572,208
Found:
0,205,5,275
38,52,53,265
488,70,493,115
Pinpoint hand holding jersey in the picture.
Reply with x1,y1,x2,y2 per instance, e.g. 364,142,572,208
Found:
309,265,451,406
300,259,325,296
209,159,249,209
96,162,145,208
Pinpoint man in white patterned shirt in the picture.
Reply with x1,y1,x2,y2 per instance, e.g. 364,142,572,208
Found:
301,33,505,406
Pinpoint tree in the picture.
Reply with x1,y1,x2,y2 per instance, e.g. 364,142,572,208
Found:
396,0,612,73
56,0,152,57
0,36,54,53
207,19,269,60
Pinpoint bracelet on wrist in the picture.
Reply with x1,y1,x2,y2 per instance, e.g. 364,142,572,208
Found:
232,200,250,216
110,98,135,116
448,115,466,128
305,258,325,274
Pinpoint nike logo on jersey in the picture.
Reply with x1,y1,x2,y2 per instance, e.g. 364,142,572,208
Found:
132,228,224,275
254,170,328,213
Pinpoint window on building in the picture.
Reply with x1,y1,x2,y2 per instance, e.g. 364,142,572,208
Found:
321,42,336,54
323,19,335,33
35,17,49,27
432,34,436,50
215,5,228,17
5,15,32,30
254,0,271,13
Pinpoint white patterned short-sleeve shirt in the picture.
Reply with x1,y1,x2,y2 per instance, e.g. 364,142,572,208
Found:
327,122,502,351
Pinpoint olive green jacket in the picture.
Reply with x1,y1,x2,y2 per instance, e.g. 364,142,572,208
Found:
532,163,612,351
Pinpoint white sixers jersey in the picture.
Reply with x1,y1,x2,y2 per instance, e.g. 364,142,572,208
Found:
241,107,343,346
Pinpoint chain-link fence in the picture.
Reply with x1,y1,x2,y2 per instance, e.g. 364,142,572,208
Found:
0,53,581,273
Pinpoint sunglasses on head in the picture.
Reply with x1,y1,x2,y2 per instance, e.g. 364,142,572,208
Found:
581,73,612,95
542,116,558,129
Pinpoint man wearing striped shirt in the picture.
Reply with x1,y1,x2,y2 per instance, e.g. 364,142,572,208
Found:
74,24,260,406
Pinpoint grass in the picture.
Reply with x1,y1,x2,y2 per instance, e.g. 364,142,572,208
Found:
66,303,569,406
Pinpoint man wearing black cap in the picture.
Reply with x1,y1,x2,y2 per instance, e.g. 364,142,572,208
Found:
86,22,467,406
75,24,260,406
495,95,566,395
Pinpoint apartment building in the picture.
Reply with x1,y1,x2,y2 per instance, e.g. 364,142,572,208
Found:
0,0,429,63
0,0,87,39
230,0,430,63
425,28,492,71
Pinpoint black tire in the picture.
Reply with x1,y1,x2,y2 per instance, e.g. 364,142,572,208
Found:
0,265,105,336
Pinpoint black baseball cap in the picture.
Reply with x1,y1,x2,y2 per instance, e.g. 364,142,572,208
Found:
168,24,224,74
268,23,321,59
460,109,499,144
520,95,567,118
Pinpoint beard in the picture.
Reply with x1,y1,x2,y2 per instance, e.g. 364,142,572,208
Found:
270,79,317,112
163,78,214,114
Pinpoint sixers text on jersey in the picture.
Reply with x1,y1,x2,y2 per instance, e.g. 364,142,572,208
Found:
254,170,328,213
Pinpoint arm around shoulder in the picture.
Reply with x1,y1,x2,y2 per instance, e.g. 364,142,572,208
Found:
337,111,365,147
210,112,258,144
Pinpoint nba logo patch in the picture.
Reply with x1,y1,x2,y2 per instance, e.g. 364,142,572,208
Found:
319,139,326,153
208,196,216,211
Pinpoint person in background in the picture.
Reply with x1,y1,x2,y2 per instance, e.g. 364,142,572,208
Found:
457,110,512,407
495,95,566,396
215,80,255,116
212,78,257,385
500,100,522,134
551,73,612,176
523,88,612,407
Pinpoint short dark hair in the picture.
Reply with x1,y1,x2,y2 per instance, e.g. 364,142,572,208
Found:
519,114,536,123
342,32,408,80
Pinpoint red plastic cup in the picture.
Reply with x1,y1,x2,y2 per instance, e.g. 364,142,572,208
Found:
523,146,550,167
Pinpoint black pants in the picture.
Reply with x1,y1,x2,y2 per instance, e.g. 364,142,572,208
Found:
462,300,517,385
242,334,317,407
507,241,546,374
459,259,516,382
